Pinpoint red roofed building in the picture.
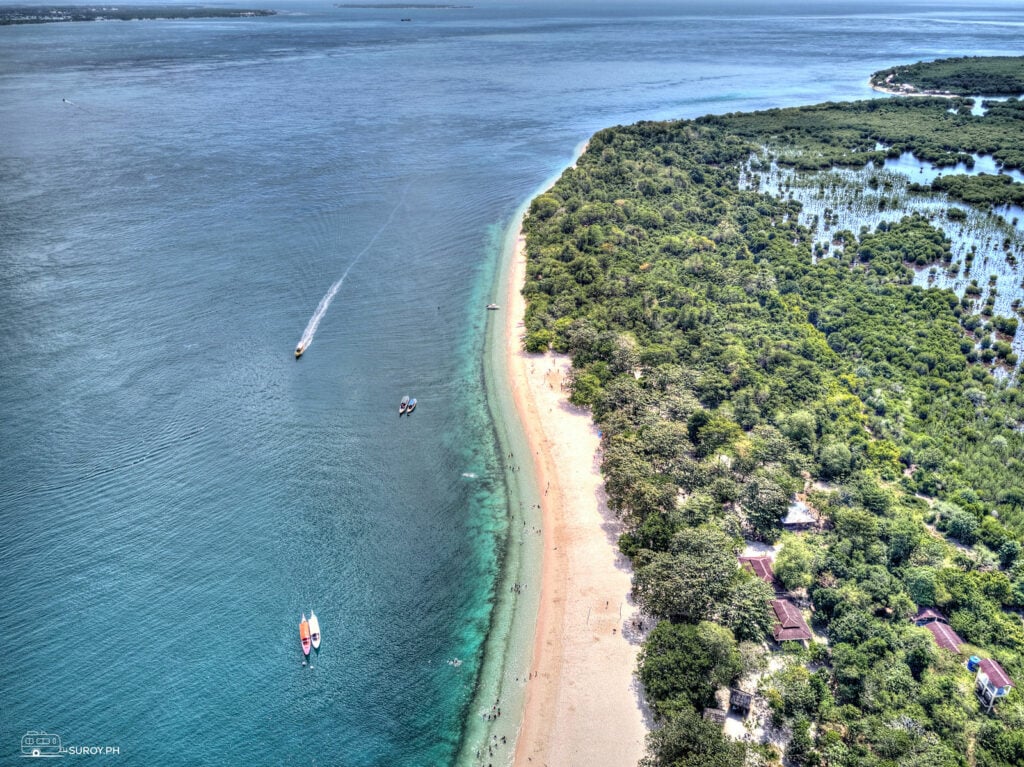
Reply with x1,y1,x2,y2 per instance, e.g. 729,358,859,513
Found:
976,659,1014,711
910,607,963,653
923,620,963,654
913,607,946,626
739,556,775,586
771,599,812,644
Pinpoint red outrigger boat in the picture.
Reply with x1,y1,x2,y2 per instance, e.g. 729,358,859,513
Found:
300,614,311,656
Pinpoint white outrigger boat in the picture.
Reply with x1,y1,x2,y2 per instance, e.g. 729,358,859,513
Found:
308,610,321,650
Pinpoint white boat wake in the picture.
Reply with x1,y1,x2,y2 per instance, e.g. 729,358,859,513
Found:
296,191,407,355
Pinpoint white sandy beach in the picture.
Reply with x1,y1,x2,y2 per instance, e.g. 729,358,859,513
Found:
504,226,650,767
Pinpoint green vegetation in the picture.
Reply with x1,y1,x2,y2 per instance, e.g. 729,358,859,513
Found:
640,707,747,767
707,96,1024,171
521,89,1024,766
871,56,1024,96
929,173,1024,209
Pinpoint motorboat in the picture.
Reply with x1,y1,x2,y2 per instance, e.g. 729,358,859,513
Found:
407,398,417,414
300,614,311,656
308,610,321,650
486,304,499,310
400,395,410,415
295,342,306,359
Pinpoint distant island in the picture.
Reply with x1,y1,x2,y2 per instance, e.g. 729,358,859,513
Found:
0,5,276,25
871,55,1024,96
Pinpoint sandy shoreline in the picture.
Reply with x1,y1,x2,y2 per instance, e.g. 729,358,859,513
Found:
504,219,650,765
867,76,959,98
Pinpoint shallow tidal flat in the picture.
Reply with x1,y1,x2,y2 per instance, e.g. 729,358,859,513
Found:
742,146,1024,364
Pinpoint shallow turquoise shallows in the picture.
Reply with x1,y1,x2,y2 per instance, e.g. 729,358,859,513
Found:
2,1,1022,764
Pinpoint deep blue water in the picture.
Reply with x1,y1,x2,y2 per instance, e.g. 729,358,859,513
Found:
2,1,1023,764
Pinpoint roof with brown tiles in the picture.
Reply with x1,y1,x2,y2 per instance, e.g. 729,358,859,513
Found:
924,620,962,653
771,599,812,641
739,556,775,585
913,607,946,624
979,658,1013,689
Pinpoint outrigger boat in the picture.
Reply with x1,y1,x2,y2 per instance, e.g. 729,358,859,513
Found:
399,395,410,415
308,610,321,650
407,398,417,414
300,614,311,656
295,342,306,359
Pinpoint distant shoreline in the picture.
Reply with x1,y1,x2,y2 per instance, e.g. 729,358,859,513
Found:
0,6,275,25
868,74,961,99
869,77,1016,102
868,55,1024,99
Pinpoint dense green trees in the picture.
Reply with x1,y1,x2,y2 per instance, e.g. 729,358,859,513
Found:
774,534,817,592
639,707,746,767
638,620,743,714
930,173,1024,208
521,78,1024,767
743,476,791,541
632,525,737,622
718,575,775,642
870,56,1024,96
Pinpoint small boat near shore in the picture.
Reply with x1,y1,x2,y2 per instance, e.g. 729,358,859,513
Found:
407,398,417,414
308,610,321,650
399,395,410,415
300,614,311,656
295,342,306,359
486,304,499,310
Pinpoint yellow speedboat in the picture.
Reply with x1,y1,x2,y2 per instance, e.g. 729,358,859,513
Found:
295,343,305,359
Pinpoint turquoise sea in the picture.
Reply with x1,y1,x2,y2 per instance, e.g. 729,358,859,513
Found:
2,1,1023,764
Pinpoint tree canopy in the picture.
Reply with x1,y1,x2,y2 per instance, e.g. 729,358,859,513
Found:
870,56,1024,96
521,66,1024,766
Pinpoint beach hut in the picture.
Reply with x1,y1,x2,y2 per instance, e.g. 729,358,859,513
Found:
923,621,963,654
729,688,753,719
702,708,728,727
770,599,812,646
913,607,946,626
910,607,963,653
976,659,1014,712
738,555,776,588
782,499,817,531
